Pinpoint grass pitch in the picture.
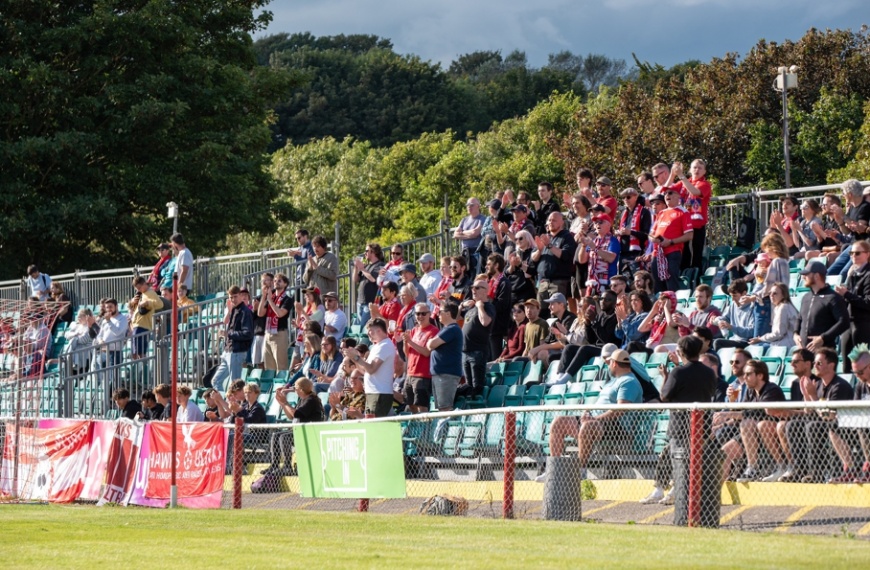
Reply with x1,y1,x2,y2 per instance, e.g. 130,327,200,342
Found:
1,505,869,569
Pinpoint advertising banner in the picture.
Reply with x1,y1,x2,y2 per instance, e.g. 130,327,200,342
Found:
295,422,406,499
97,418,144,506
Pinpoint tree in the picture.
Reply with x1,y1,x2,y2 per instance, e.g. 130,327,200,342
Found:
0,0,296,278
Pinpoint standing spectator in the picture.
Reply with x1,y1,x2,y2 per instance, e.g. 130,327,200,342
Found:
288,229,315,286
170,233,194,293
454,198,486,276
835,240,870,369
575,168,596,207
478,199,502,260
591,177,618,224
429,256,453,318
377,243,405,287
504,244,536,305
259,273,293,370
417,253,442,309
128,276,162,360
533,182,561,236
645,189,693,293
371,281,401,328
63,308,96,372
462,277,496,397
794,261,850,350
322,291,348,341
401,303,440,413
26,265,51,301
210,285,254,393
251,273,272,368
427,301,464,411
112,388,142,420
532,212,577,317
398,264,428,304
147,243,173,290
577,217,620,295
485,253,512,359
343,318,397,418
446,256,473,307
90,298,128,372
48,282,73,332
672,159,712,270
636,171,656,198
615,188,652,266
352,243,384,327
303,235,338,295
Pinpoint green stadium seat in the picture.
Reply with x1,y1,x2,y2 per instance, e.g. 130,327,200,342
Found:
522,360,544,385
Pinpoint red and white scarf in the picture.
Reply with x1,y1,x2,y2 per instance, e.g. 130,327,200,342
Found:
589,235,612,286
488,272,504,300
267,289,288,332
620,205,643,251
646,291,677,347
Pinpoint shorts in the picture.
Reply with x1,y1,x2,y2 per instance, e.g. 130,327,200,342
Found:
403,376,432,408
714,423,741,446
132,327,149,356
432,374,460,410
365,393,394,418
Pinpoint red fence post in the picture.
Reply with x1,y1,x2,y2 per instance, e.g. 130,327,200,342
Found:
233,417,244,509
358,499,369,512
688,409,702,527
503,411,516,519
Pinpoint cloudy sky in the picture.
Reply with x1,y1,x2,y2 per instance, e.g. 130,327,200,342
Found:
261,1,866,69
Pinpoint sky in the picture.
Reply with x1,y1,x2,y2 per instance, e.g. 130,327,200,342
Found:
260,0,867,69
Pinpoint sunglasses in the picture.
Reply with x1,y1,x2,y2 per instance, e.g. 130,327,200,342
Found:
391,251,402,255
414,312,430,316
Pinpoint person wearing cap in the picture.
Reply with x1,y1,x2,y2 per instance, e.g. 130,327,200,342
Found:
616,188,652,264
322,291,348,341
578,216,620,295
645,187,693,293
303,235,338,296
591,177,617,224
417,253,443,307
671,159,712,271
532,182,560,236
352,243,385,327
538,347,642,482
401,303,440,413
454,197,486,276
526,292,576,368
794,260,849,351
478,199,502,261
496,203,535,252
519,298,550,359
531,212,577,317
398,263,428,304
835,240,870,367
147,243,173,291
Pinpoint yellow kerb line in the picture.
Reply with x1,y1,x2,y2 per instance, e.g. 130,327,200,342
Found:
856,520,870,536
583,501,625,517
639,507,674,524
774,506,814,532
719,505,752,526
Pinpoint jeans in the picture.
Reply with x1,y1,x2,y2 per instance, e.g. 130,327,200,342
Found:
212,350,246,393
753,297,771,338
356,303,371,328
462,350,487,398
828,244,853,278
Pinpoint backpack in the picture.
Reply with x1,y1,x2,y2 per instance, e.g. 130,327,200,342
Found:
419,495,468,516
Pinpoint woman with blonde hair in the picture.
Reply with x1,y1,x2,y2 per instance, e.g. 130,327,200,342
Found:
288,333,322,385
749,282,798,349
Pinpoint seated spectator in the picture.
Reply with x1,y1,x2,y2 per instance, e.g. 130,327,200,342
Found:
139,390,164,421
527,293,576,368
112,388,142,420
310,335,343,388
834,240,870,369
496,303,527,362
176,385,204,422
749,282,798,349
154,383,173,420
294,287,325,356
201,388,221,422
321,338,362,394
538,349,642,482
288,333,322,386
636,292,680,351
782,347,854,483
632,270,654,297
719,360,791,483
792,199,825,257
520,299,550,360
672,284,722,339
828,345,870,483
615,290,651,349
712,280,755,351
63,308,96,373
329,370,366,421
554,290,620,379
263,378,326,476
176,284,200,324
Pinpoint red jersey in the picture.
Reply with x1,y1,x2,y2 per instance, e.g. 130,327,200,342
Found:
598,195,618,224
677,177,712,228
379,298,401,324
651,208,692,255
405,324,439,378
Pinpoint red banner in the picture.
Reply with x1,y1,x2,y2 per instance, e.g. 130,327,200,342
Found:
97,419,144,506
145,422,226,500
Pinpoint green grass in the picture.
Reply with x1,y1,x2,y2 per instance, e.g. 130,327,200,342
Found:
1,505,869,569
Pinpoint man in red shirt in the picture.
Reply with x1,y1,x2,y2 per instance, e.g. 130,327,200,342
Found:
401,303,440,413
646,189,694,293
673,159,712,270
371,281,401,326
592,176,618,224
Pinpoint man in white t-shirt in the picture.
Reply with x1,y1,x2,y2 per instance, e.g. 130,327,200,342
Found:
418,253,443,309
322,292,348,340
170,233,194,292
342,317,396,417
26,264,52,301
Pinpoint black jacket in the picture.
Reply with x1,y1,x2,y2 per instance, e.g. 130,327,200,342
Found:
225,303,254,353
585,310,619,347
796,285,849,348
843,264,870,327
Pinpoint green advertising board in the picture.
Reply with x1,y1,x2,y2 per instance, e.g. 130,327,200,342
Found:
295,421,407,499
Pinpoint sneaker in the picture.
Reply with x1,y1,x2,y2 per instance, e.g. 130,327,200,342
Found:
534,472,548,483
659,489,675,505
778,468,800,482
761,466,787,483
640,488,664,504
854,471,870,484
736,467,759,483
801,473,824,484
828,469,857,484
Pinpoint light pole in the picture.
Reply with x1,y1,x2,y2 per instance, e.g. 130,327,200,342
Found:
774,65,798,188
166,201,179,235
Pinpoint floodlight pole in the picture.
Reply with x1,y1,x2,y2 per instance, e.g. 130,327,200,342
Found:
170,273,179,508
781,68,791,189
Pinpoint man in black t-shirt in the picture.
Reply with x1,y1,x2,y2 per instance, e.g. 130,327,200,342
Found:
112,388,142,420
785,348,854,483
462,277,496,397
139,390,165,421
531,212,577,318
661,336,718,446
718,360,791,483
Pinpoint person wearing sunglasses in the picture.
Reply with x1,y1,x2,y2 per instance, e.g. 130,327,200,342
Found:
834,240,870,370
401,303,439,414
